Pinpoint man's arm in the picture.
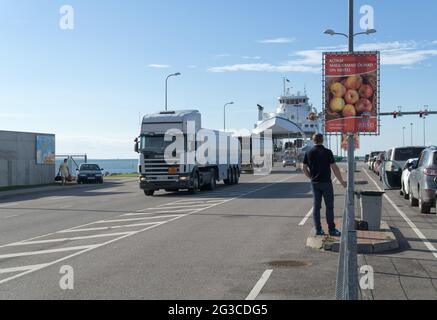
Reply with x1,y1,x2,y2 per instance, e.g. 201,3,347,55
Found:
302,164,311,179
331,163,346,188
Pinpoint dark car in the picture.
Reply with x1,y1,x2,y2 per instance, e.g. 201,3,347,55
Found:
77,164,104,184
408,146,437,214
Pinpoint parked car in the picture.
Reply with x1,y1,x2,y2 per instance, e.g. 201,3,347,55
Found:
77,164,104,184
408,146,437,214
369,156,378,172
400,158,418,200
383,146,426,188
368,151,384,169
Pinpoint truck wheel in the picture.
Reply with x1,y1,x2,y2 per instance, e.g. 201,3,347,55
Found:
144,190,155,196
224,170,232,185
206,176,216,191
234,168,240,185
189,173,199,194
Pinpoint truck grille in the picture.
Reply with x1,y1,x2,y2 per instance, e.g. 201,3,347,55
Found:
144,159,180,179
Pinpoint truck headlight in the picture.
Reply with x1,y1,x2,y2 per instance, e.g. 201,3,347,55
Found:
140,177,147,182
179,176,189,181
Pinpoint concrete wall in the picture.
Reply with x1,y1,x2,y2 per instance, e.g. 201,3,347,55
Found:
0,131,55,187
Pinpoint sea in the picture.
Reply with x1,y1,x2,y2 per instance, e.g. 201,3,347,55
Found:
55,159,138,175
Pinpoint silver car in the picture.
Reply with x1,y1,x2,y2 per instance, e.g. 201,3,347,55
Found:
408,146,437,214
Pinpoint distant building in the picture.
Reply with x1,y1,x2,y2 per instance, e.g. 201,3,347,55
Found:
0,131,55,187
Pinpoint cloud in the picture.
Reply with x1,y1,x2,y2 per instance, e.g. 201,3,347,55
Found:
242,56,262,60
148,64,171,69
258,37,296,44
208,40,437,74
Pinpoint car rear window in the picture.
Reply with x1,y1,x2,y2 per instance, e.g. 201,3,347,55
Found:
394,148,425,161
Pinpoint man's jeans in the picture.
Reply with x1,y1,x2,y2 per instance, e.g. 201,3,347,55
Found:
311,182,336,232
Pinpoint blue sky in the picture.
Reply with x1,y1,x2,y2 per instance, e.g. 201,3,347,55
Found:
1,0,437,158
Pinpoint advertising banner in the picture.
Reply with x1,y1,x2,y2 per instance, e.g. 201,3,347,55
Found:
324,52,379,134
36,135,55,164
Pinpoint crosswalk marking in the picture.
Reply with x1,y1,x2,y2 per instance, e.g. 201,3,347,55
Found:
0,245,98,259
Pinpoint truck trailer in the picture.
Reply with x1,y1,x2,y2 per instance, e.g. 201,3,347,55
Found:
134,110,241,196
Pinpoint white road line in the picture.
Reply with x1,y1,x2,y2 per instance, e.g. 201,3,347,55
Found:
57,222,162,233
0,202,19,208
0,245,98,259
94,215,182,224
0,174,295,285
4,232,135,247
364,170,437,259
246,270,273,300
155,204,219,209
45,196,71,201
0,264,50,274
132,208,192,215
299,208,313,226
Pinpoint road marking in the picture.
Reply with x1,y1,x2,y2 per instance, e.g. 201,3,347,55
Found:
0,245,98,259
246,269,273,300
364,170,437,259
57,222,162,233
0,202,19,208
45,196,71,201
94,215,182,224
0,174,295,285
299,208,313,226
4,232,135,246
0,264,50,274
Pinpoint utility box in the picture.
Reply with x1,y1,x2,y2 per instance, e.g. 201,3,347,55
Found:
359,191,385,231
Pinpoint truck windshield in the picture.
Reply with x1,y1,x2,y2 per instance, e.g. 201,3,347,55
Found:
394,147,425,162
140,135,175,153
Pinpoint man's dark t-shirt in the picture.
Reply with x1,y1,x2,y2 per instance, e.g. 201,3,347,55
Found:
303,145,336,183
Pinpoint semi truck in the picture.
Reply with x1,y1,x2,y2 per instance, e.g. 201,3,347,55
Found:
134,110,241,196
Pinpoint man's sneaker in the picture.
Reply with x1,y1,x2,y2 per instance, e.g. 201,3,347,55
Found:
329,229,341,237
316,230,326,236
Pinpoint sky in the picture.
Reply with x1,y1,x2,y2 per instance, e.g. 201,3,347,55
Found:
1,0,437,158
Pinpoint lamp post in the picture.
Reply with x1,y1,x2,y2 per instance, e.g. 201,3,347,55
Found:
423,105,428,146
223,102,235,131
402,127,406,147
410,123,414,145
165,72,181,111
324,0,377,301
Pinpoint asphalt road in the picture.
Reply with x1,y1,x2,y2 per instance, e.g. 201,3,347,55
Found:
0,165,436,300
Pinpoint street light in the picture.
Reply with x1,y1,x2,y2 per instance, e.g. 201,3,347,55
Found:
223,102,235,131
402,127,406,147
324,0,377,301
165,72,181,111
410,123,414,146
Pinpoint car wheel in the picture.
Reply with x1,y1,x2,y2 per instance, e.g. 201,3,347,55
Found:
144,190,154,196
403,183,410,200
419,190,431,214
409,183,419,207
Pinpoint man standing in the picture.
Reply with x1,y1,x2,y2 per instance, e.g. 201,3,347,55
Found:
58,159,71,186
303,134,346,237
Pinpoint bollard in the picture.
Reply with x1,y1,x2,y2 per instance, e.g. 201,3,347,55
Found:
359,191,385,231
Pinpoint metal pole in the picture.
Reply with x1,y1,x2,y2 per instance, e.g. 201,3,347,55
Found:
346,0,358,300
410,123,413,145
224,104,226,131
423,117,426,146
165,75,169,111
403,127,406,147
